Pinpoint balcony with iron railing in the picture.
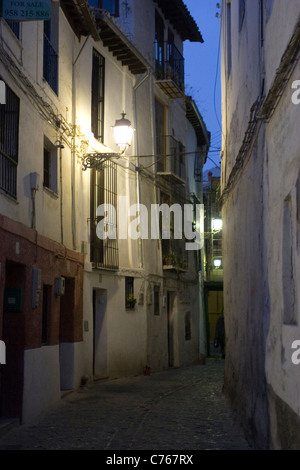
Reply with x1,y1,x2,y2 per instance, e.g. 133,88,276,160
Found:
156,135,186,184
155,41,184,98
162,238,188,272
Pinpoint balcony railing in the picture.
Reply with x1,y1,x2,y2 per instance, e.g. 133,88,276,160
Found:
156,135,186,184
43,34,58,94
155,41,184,98
162,239,188,272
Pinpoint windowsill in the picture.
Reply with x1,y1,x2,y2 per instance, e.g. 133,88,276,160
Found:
0,188,19,204
1,18,22,45
43,186,58,198
0,19,22,64
42,78,58,98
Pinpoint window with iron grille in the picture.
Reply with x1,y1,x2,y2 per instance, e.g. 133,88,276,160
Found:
43,137,58,193
43,9,58,94
90,161,119,269
155,98,166,172
42,285,51,345
155,10,165,78
88,0,119,16
154,285,160,316
91,49,105,142
0,82,19,198
185,311,191,341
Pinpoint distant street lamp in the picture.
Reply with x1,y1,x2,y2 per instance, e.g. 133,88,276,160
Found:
212,218,223,231
213,258,222,268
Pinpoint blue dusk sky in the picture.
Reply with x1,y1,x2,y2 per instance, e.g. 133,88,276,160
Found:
183,0,222,173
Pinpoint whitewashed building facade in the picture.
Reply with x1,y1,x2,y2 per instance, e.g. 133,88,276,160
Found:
0,0,209,423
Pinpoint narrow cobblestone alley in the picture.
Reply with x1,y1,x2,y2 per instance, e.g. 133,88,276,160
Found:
0,358,251,452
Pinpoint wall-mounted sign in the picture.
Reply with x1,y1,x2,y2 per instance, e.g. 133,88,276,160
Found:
2,0,51,21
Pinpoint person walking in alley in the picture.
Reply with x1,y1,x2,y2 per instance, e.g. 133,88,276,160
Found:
214,311,225,359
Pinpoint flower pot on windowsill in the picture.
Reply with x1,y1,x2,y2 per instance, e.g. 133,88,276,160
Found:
163,253,177,266
126,294,137,309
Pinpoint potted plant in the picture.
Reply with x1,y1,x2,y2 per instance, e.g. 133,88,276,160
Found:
163,252,177,266
126,293,137,309
163,252,175,266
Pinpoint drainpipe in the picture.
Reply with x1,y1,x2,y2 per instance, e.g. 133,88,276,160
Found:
132,69,151,269
71,36,90,251
59,143,64,245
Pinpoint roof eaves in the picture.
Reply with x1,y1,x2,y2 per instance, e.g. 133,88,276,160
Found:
93,10,152,75
155,0,204,43
60,0,100,41
185,96,210,147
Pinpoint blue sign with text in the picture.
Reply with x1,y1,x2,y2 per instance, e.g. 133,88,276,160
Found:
2,0,51,21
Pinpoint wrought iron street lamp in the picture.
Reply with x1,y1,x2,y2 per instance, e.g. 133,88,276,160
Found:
81,112,134,170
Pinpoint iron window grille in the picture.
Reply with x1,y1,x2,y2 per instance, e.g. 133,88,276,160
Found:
90,161,119,269
156,135,186,182
125,276,135,309
154,285,160,315
0,82,19,198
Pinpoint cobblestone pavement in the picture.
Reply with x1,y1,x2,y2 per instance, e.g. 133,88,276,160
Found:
0,358,252,451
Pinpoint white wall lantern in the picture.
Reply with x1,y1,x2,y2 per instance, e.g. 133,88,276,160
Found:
113,112,134,154
81,111,134,170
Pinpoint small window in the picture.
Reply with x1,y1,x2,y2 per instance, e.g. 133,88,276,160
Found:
185,311,191,341
125,277,135,309
226,1,232,78
297,170,300,250
239,0,245,31
154,285,160,316
91,49,105,142
43,138,58,193
43,3,59,94
282,195,296,325
42,285,51,345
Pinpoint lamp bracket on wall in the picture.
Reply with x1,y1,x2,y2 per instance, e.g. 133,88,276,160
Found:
81,152,121,171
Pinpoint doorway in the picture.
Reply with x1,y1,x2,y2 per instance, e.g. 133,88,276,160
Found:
167,292,178,367
59,277,75,390
93,289,108,379
1,261,26,420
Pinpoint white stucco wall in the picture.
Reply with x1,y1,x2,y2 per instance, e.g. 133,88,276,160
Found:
22,345,61,424
221,0,300,449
